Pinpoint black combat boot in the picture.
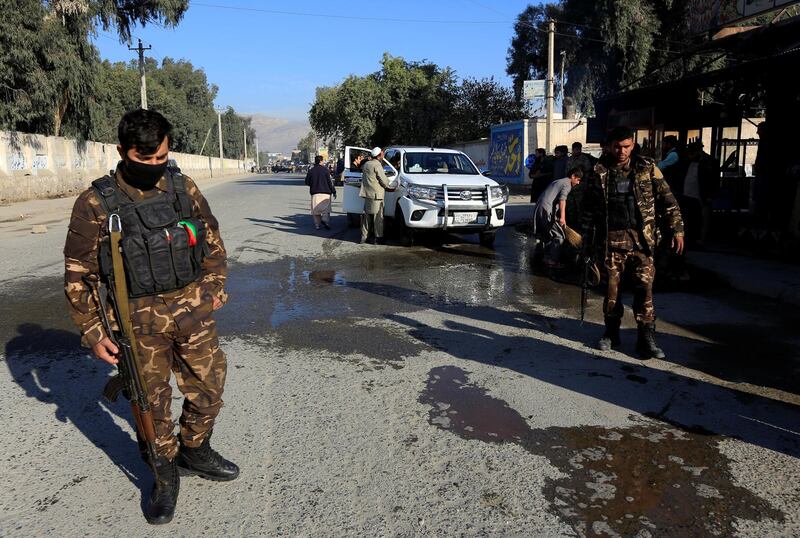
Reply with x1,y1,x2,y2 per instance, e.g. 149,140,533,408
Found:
145,456,180,525
636,322,666,360
598,317,621,351
176,434,240,481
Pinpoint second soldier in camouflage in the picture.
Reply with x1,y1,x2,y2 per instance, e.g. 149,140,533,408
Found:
581,126,685,360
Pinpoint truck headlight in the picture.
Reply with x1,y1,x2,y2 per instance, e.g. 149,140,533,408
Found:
407,185,438,201
490,185,509,203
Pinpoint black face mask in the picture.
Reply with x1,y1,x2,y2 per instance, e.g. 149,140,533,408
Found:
122,159,168,190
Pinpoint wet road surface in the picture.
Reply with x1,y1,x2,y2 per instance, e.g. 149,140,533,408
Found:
1,174,799,536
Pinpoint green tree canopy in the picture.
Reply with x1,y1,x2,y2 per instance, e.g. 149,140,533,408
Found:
448,77,526,142
1,0,189,138
1,0,98,138
92,57,227,155
309,53,523,148
506,0,695,115
50,0,188,42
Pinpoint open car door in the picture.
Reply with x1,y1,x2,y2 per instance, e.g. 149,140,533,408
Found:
342,146,398,226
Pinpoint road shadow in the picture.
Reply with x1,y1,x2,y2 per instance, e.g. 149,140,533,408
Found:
236,179,306,187
345,280,800,459
245,215,357,241
4,323,150,491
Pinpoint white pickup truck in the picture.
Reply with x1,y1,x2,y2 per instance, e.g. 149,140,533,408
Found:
341,146,508,247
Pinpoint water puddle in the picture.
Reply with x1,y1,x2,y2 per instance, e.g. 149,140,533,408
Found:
303,270,346,286
420,366,784,536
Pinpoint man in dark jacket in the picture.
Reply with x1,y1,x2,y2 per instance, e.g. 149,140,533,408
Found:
305,155,337,230
529,148,553,202
552,145,569,181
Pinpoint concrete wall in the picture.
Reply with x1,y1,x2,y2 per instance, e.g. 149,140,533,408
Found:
526,118,588,155
480,118,589,185
449,138,490,170
0,130,247,202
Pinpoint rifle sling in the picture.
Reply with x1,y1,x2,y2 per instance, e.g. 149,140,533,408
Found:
109,227,152,410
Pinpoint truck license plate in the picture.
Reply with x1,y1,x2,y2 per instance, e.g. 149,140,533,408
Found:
454,212,478,224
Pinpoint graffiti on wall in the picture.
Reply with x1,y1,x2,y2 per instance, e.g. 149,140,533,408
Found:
11,152,26,170
489,125,523,181
32,155,48,169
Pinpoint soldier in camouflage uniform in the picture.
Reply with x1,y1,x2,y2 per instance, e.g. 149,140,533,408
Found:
64,110,238,524
581,126,684,359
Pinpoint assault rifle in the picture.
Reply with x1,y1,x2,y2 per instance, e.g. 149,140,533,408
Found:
90,213,159,478
580,225,597,325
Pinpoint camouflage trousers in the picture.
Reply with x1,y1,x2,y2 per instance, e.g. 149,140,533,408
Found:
136,317,226,460
604,230,656,323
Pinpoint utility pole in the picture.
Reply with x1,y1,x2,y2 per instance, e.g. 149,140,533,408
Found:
546,19,555,153
217,110,224,169
243,128,248,163
255,138,260,169
129,39,152,110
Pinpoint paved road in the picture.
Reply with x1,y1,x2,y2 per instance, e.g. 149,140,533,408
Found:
1,173,799,536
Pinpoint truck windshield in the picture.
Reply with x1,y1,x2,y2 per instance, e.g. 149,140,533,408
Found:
403,152,479,175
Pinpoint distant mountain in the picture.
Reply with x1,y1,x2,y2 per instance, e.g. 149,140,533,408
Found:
248,114,311,155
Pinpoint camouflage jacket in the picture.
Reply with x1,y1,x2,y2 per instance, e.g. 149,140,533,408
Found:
64,169,228,347
581,155,684,255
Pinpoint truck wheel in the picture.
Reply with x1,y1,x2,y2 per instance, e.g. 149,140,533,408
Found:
347,213,360,228
395,207,415,246
479,231,496,248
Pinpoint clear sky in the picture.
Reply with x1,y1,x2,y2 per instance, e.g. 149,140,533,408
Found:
94,0,539,121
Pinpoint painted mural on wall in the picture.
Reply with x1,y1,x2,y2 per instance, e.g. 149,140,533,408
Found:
489,124,523,182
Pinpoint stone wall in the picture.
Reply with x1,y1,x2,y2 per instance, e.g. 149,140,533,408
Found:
0,130,247,202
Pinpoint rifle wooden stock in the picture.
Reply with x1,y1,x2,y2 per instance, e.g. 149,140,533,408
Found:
91,215,161,474
132,404,157,443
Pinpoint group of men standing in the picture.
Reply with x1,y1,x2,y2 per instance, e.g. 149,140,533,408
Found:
304,146,392,244
657,135,720,246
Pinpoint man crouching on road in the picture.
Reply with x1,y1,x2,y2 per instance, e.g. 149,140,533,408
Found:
63,109,238,524
581,126,684,359
360,146,391,244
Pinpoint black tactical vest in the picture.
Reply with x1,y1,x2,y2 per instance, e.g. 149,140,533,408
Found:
93,172,207,298
607,168,640,231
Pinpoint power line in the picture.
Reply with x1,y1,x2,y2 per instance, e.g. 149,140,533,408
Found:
511,14,688,52
191,2,508,24
461,0,510,18
553,18,689,47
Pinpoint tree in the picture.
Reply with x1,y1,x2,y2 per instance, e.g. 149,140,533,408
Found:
0,0,189,138
372,54,456,147
309,53,519,149
149,58,218,154
296,130,316,163
505,4,564,102
446,77,527,142
504,0,793,116
506,1,669,116
207,107,256,160
90,60,141,142
0,0,99,138
50,0,188,42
